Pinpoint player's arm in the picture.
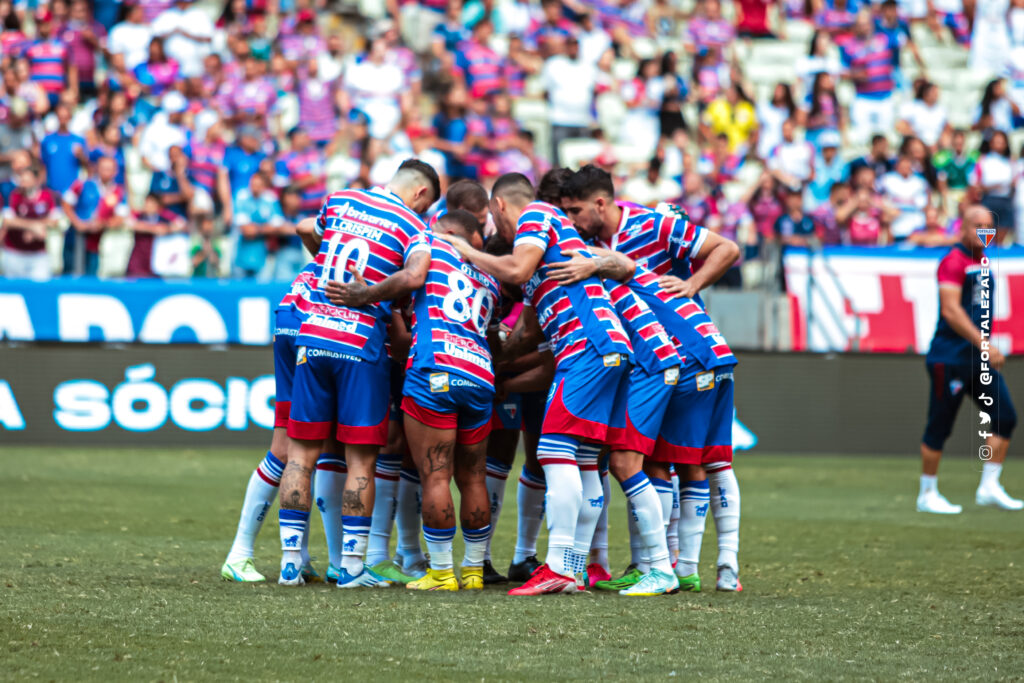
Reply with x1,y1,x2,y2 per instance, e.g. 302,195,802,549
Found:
939,285,1005,369
547,247,636,284
501,349,555,395
441,234,543,285
296,217,321,256
498,304,545,362
326,249,430,307
388,306,413,366
660,230,741,298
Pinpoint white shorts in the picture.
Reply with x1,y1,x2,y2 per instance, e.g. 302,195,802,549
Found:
2,247,51,280
850,96,895,144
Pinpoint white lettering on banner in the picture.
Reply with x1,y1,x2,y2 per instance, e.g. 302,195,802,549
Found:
58,294,134,342
169,379,225,431
247,376,275,429
0,295,34,340
139,295,228,344
112,364,169,431
225,378,250,430
238,298,271,345
0,381,26,430
53,380,111,430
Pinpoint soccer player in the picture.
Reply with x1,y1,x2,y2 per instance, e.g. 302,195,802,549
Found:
440,173,633,595
558,165,744,592
918,206,1020,513
279,160,440,587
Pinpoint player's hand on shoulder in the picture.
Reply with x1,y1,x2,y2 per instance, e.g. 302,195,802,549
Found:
548,249,597,284
433,231,472,255
658,274,698,299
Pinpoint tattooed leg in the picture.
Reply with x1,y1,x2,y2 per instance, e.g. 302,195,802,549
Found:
281,439,319,511
454,438,491,531
403,414,457,531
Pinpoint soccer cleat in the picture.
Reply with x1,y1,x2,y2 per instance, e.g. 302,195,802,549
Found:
325,564,341,584
336,564,391,588
620,568,680,596
400,557,429,579
586,563,612,588
916,490,962,514
482,560,508,584
507,563,577,595
371,560,417,585
594,565,642,591
460,566,484,590
301,563,323,583
507,555,542,582
278,561,305,586
716,565,743,592
676,572,702,592
976,483,1024,510
221,558,266,583
407,568,460,591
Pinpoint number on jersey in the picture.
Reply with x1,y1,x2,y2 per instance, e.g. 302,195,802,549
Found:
319,234,370,287
441,271,493,333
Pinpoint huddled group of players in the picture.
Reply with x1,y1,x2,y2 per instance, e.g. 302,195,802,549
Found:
220,157,744,595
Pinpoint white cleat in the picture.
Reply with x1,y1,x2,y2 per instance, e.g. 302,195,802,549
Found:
916,490,962,514
976,483,1024,510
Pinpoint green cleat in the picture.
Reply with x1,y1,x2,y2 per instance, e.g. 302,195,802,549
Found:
371,560,417,585
301,563,323,583
594,565,642,591
221,558,266,583
325,564,341,584
676,572,702,592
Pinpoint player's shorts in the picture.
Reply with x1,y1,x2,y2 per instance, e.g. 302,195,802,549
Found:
401,369,495,445
272,307,303,428
389,359,406,422
923,362,1017,450
288,346,391,445
490,392,524,431
521,390,546,434
541,347,630,443
650,364,736,466
607,365,681,456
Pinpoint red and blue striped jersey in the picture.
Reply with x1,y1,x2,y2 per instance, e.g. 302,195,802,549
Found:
596,202,709,282
25,39,67,94
840,33,897,98
187,140,224,199
294,187,429,360
409,236,500,387
515,201,632,367
607,283,682,374
274,148,327,215
277,262,317,314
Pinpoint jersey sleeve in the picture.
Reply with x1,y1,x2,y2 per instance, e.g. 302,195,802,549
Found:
661,213,709,262
514,208,552,253
401,223,429,262
936,252,966,288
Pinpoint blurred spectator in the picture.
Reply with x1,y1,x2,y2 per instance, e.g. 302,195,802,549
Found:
907,205,959,246
686,0,735,63
796,30,841,98
974,79,1019,134
60,0,105,101
622,156,681,207
840,10,898,144
658,52,689,142
107,2,151,71
844,187,887,246
881,155,930,242
125,191,187,278
341,35,408,162
0,103,34,199
275,186,307,281
274,126,327,217
40,103,86,194
187,110,229,233
224,125,267,200
768,118,815,189
927,0,971,45
139,91,188,172
897,81,949,151
806,131,844,209
774,187,815,247
873,0,924,88
757,82,797,159
972,129,1015,232
231,171,283,280
1,162,58,279
542,35,596,165
620,57,664,158
61,155,128,275
745,169,785,242
801,71,844,149
677,172,719,229
810,181,851,245
735,0,782,39
26,9,72,109
149,144,193,219
846,134,893,181
151,0,213,78
814,0,855,45
934,128,977,196
701,82,758,154
970,0,1012,74
133,35,179,97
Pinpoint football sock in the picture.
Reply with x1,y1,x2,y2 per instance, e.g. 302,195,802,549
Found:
667,471,680,560
462,524,491,567
340,515,371,575
396,468,426,568
514,467,546,563
919,474,938,496
424,526,456,571
300,468,313,567
589,470,611,571
621,472,672,573
537,434,582,577
572,444,604,577
628,507,647,572
651,476,673,530
981,462,1002,487
313,453,346,569
708,466,740,572
279,508,308,569
678,479,710,577
227,451,283,563
484,458,511,562
366,453,401,566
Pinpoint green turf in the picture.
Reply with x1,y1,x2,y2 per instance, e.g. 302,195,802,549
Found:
1,448,1022,681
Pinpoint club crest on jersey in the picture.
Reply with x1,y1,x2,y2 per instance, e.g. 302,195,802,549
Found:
950,379,963,396
977,228,996,247
664,366,680,385
503,403,518,419
696,370,715,391
429,372,450,393
296,347,307,365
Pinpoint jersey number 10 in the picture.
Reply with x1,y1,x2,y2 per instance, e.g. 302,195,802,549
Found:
318,235,370,288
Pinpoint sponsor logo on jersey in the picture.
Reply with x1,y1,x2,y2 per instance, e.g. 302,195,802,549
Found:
715,371,734,383
296,346,307,365
603,353,622,367
696,370,715,391
664,366,680,385
429,372,450,393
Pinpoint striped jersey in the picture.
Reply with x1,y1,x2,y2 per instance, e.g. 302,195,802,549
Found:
294,187,429,360
607,283,682,374
515,201,632,366
409,236,500,387
277,262,318,315
595,202,709,282
26,39,67,94
839,33,897,98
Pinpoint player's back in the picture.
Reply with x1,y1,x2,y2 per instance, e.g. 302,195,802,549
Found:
601,202,708,286
606,282,682,375
409,237,500,387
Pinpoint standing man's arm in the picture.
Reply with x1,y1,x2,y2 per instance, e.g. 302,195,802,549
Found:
939,286,1004,369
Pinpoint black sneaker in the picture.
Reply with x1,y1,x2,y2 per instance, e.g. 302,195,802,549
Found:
507,555,542,582
482,560,508,584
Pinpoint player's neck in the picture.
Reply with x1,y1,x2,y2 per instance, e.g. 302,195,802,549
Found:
601,205,623,243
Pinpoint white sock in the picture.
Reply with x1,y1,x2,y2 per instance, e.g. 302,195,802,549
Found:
981,462,1003,488
628,507,647,572
279,508,308,571
462,525,491,567
677,479,710,577
300,468,313,567
919,474,938,497
622,472,672,573
537,434,582,577
668,471,680,561
651,476,673,530
571,444,604,577
514,467,546,563
484,458,511,562
313,454,346,569
366,453,401,566
423,526,455,571
708,466,740,572
395,468,426,567
589,470,611,571
340,515,370,574
226,451,283,563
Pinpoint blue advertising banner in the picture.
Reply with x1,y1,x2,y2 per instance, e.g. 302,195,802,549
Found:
0,277,289,345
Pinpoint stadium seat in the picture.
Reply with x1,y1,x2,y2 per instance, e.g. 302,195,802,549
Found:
557,138,604,170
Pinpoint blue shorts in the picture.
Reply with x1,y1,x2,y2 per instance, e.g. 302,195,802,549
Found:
401,368,495,444
273,307,302,428
541,347,630,444
651,364,735,466
923,362,1017,450
288,346,391,445
608,365,680,457
491,393,524,431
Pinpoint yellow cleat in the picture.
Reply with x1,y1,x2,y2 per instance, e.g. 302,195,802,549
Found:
460,566,484,590
406,568,460,591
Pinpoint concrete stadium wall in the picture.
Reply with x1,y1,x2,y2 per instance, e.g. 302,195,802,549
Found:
0,345,1019,455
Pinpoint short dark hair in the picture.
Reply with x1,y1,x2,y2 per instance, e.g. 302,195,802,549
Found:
398,158,442,204
537,167,573,204
561,164,614,201
871,134,887,146
491,172,536,205
437,209,483,239
446,179,489,214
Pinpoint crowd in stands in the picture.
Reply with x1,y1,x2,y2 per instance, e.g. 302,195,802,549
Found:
0,0,1022,286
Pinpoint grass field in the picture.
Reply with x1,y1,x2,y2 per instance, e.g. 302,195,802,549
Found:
2,448,1022,681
